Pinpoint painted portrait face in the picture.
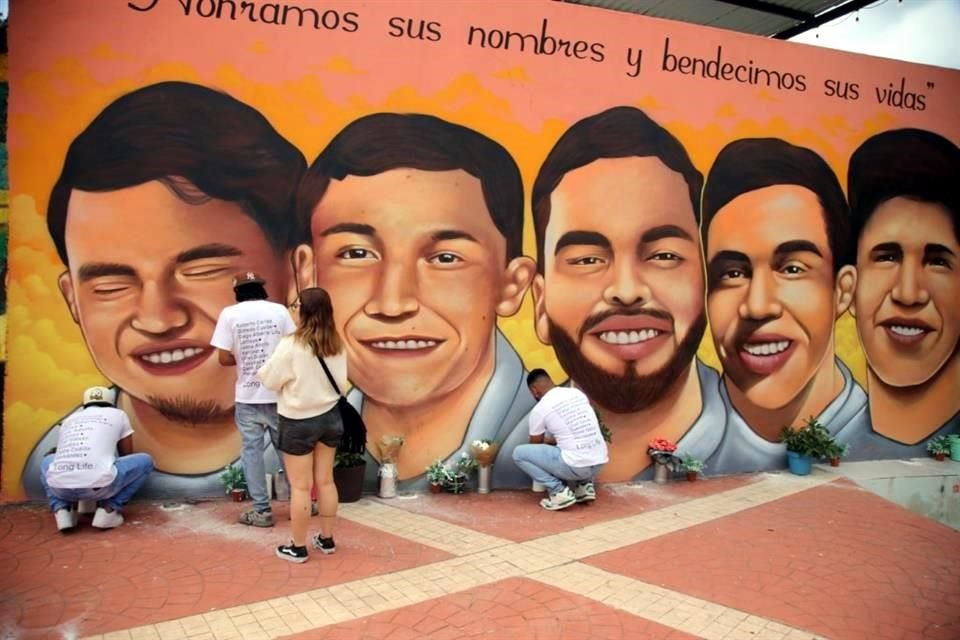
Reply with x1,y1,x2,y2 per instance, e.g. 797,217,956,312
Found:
59,180,290,422
706,185,849,410
533,156,706,413
853,197,960,387
308,168,530,408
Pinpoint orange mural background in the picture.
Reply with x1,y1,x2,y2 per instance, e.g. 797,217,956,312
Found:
3,0,959,498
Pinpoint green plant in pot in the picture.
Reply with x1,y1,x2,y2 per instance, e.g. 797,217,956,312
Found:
824,442,849,467
681,455,705,481
220,463,247,501
927,435,951,461
780,417,835,476
425,459,449,494
334,447,367,503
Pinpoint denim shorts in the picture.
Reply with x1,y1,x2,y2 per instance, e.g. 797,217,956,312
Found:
277,407,343,456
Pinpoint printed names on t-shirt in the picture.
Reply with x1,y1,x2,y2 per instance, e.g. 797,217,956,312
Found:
52,415,109,473
553,396,604,451
236,318,283,388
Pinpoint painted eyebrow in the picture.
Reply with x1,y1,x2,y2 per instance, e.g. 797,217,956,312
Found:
773,240,823,258
869,242,902,255
175,243,243,264
554,230,612,255
319,222,377,238
432,229,479,243
707,250,750,271
926,243,957,257
640,224,694,243
77,262,137,282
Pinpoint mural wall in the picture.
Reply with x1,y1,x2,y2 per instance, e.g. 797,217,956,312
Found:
3,0,958,499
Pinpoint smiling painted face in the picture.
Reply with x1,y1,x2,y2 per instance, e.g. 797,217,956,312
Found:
309,168,523,408
534,156,706,412
854,197,960,387
706,185,847,410
59,180,290,422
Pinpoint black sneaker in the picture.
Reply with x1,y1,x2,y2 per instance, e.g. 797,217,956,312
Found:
312,534,336,555
276,543,309,564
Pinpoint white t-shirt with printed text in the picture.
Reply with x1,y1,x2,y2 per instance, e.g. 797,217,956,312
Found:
46,406,134,489
210,300,296,404
528,387,609,468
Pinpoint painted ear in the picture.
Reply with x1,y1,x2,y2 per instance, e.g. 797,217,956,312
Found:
495,255,535,317
835,265,857,317
531,273,551,345
289,244,315,303
58,271,80,324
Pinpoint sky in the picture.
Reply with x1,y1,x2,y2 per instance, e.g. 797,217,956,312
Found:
790,0,960,70
0,0,955,70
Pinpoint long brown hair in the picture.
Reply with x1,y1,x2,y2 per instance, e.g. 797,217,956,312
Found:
293,287,343,357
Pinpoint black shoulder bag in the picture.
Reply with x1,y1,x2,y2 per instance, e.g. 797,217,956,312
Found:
317,356,366,454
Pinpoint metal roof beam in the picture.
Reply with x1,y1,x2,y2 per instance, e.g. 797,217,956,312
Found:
718,0,814,22
774,0,877,39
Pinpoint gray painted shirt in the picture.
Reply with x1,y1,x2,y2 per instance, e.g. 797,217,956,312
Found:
840,407,959,461
350,329,536,493
706,358,868,474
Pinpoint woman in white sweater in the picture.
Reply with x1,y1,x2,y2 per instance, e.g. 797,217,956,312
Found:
258,287,348,563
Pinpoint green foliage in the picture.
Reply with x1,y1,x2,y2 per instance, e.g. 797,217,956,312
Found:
825,441,849,460
593,406,612,443
681,455,705,473
219,463,246,494
335,448,366,468
779,417,836,458
425,459,448,485
927,435,951,455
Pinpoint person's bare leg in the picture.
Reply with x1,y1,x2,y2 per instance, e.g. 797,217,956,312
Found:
313,444,338,539
283,451,314,547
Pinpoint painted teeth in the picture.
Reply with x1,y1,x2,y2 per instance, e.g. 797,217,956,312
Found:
139,347,205,364
890,325,925,336
598,329,660,345
371,340,437,350
744,341,790,356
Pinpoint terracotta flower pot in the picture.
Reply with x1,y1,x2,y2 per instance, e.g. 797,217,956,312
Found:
429,483,442,494
230,488,245,502
830,458,840,467
686,471,697,482
935,452,946,461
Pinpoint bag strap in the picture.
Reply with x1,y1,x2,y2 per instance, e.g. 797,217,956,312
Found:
317,356,344,398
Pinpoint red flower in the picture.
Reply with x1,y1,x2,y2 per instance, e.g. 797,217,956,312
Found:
647,438,677,452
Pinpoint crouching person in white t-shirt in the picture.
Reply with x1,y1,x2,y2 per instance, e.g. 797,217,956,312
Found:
40,386,154,531
512,369,609,511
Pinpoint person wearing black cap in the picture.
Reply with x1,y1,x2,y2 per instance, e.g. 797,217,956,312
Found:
845,129,960,456
211,271,296,526
700,138,867,474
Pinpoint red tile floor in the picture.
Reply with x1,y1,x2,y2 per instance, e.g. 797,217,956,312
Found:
1,471,958,639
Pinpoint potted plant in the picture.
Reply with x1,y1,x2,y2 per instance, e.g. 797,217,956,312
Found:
444,452,477,494
220,463,247,502
334,448,367,502
824,442,850,467
425,459,448,493
780,417,834,475
681,455,705,481
927,435,951,461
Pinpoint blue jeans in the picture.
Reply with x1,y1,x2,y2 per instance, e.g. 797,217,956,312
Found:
512,444,604,496
236,402,281,512
40,453,154,512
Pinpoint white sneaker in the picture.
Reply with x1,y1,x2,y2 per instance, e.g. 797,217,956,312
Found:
92,507,124,529
574,482,596,503
77,500,96,515
54,508,78,531
539,486,576,511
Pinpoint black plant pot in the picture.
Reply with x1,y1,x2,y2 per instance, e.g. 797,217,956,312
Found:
334,463,366,503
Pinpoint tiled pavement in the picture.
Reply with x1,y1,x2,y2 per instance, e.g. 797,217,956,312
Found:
1,470,958,640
